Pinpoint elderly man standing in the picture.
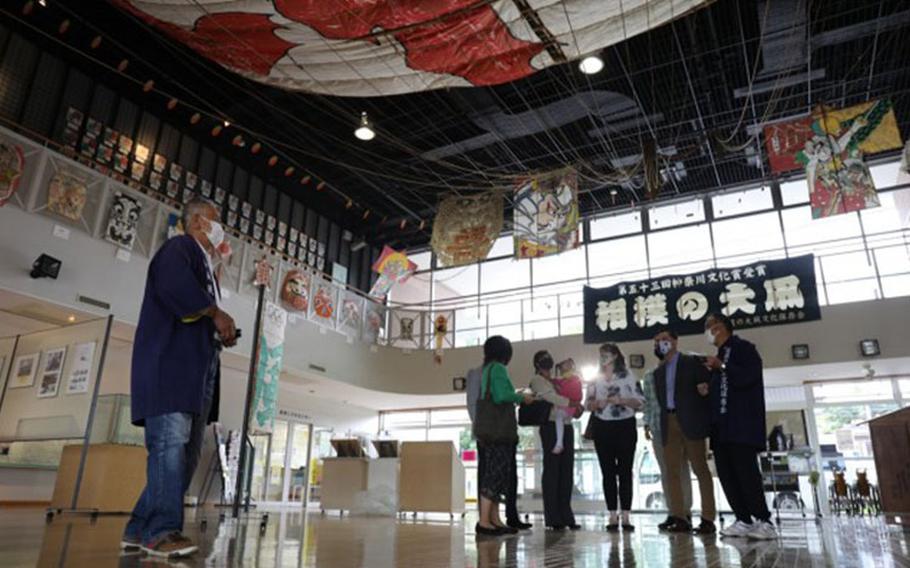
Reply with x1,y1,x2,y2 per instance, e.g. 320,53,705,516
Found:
122,197,237,558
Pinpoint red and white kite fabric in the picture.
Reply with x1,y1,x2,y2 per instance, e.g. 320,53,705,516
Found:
112,0,710,97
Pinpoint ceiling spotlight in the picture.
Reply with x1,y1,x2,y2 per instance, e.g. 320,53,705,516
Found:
579,55,604,75
354,111,375,141
38,0,47,7
223,119,230,128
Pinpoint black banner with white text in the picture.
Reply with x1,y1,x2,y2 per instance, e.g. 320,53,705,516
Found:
583,255,822,343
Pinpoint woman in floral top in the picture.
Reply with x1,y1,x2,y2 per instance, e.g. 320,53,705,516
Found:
585,343,645,531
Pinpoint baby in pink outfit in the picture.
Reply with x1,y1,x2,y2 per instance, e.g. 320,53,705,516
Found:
552,358,583,454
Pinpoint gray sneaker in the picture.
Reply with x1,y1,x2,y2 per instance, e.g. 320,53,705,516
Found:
746,521,778,540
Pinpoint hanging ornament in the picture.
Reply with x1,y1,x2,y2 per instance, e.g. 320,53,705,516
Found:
432,314,448,365
117,59,129,72
301,175,311,185
142,79,155,92
232,134,244,146
284,166,295,177
166,98,178,110
418,220,426,230
316,181,325,191
23,2,34,16
211,124,223,137
268,155,278,167
362,210,371,220
90,36,102,49
190,112,201,125
58,20,70,35
345,199,353,209
251,142,262,154
399,219,407,230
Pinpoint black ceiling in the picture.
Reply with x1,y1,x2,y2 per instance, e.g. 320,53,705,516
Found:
8,0,910,249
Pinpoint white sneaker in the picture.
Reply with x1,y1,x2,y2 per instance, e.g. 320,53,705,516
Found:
746,521,778,540
720,520,754,538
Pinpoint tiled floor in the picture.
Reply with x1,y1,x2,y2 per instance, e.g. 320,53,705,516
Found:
0,508,908,567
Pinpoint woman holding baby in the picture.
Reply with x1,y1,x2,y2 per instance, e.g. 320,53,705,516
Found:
529,350,581,531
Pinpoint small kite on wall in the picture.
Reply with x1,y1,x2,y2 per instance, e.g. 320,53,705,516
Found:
47,169,89,220
0,141,25,207
513,167,580,259
368,245,417,299
105,191,142,250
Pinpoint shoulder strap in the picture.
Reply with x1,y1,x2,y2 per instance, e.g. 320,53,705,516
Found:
482,364,493,400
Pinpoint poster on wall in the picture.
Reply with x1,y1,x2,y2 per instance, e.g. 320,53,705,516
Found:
37,346,67,399
309,278,338,327
0,141,25,207
363,302,386,344
46,170,88,220
251,301,287,434
583,254,822,343
763,100,902,218
368,246,417,298
105,192,143,250
62,107,84,148
431,191,503,267
280,268,311,313
513,168,580,258
337,291,364,338
65,341,96,395
10,353,39,389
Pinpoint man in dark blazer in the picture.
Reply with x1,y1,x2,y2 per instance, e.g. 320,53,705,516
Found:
653,329,716,534
122,197,237,558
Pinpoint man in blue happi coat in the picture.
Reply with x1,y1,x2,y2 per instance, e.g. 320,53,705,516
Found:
122,197,237,558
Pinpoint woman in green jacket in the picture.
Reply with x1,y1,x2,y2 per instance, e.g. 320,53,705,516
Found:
476,336,533,536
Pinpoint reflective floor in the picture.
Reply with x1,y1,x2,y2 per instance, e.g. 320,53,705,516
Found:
0,507,908,567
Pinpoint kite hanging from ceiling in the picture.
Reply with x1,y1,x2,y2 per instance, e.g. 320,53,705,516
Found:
111,0,711,97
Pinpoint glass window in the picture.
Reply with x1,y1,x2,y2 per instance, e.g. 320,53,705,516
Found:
455,305,486,329
488,323,522,342
860,188,910,234
812,380,894,404
481,258,530,294
532,246,586,286
901,379,910,400
488,301,522,326
524,320,559,341
649,198,705,229
780,179,809,206
560,315,583,336
881,274,910,298
559,292,584,317
487,235,514,259
382,411,427,429
390,273,431,306
825,279,879,304
433,264,478,304
455,328,485,348
430,408,470,427
781,206,864,257
868,161,901,189
872,246,910,276
588,235,649,278
408,251,432,272
523,296,558,322
712,186,773,218
820,251,876,283
589,211,642,240
711,212,785,265
647,224,714,275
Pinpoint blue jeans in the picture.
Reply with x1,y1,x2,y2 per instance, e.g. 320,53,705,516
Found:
125,356,217,544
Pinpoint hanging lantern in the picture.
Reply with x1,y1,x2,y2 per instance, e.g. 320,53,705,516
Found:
142,79,155,92
268,155,278,167
284,166,295,177
345,199,353,209
418,220,426,230
166,98,178,110
301,175,311,185
190,112,201,124
399,219,407,230
250,142,261,154
211,124,223,137
316,181,325,191
58,20,70,35
90,36,102,49
117,59,129,72
433,314,448,365
232,134,244,146
362,210,371,220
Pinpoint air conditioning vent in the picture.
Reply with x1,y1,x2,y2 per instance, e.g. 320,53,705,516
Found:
308,364,326,373
77,295,111,310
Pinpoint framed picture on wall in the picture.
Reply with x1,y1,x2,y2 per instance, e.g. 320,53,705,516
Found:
118,136,134,155
37,347,67,399
317,242,326,257
241,202,252,219
102,127,118,149
166,180,179,199
200,180,213,198
134,143,149,164
239,218,250,235
169,162,183,182
10,353,40,389
267,215,277,231
152,153,167,173
277,236,286,252
228,194,239,212
308,239,317,253
253,224,263,241
214,186,226,205
278,221,287,236
184,171,198,190
288,243,298,258
289,228,299,242
65,342,96,395
227,211,238,229
148,171,163,191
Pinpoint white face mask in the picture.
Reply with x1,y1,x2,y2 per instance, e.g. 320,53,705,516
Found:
658,340,673,355
204,218,224,249
704,329,716,345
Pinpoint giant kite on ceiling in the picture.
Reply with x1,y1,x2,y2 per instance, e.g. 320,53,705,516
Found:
111,0,712,97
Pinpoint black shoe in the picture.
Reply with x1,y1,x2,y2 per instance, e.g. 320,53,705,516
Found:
546,524,566,531
475,523,502,537
507,520,533,531
567,523,582,531
658,516,678,531
667,518,692,533
693,520,716,535
605,523,620,532
621,523,635,532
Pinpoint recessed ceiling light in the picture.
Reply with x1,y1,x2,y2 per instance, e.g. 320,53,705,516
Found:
354,111,375,141
67,315,76,323
579,55,604,75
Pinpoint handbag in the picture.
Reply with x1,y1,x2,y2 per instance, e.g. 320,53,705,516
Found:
473,365,519,445
518,399,551,426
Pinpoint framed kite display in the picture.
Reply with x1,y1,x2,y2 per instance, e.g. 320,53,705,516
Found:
308,278,338,328
513,168,580,258
0,141,25,207
363,301,386,344
280,268,311,313
105,191,142,250
369,246,417,298
388,310,425,349
46,169,89,221
337,291,364,338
